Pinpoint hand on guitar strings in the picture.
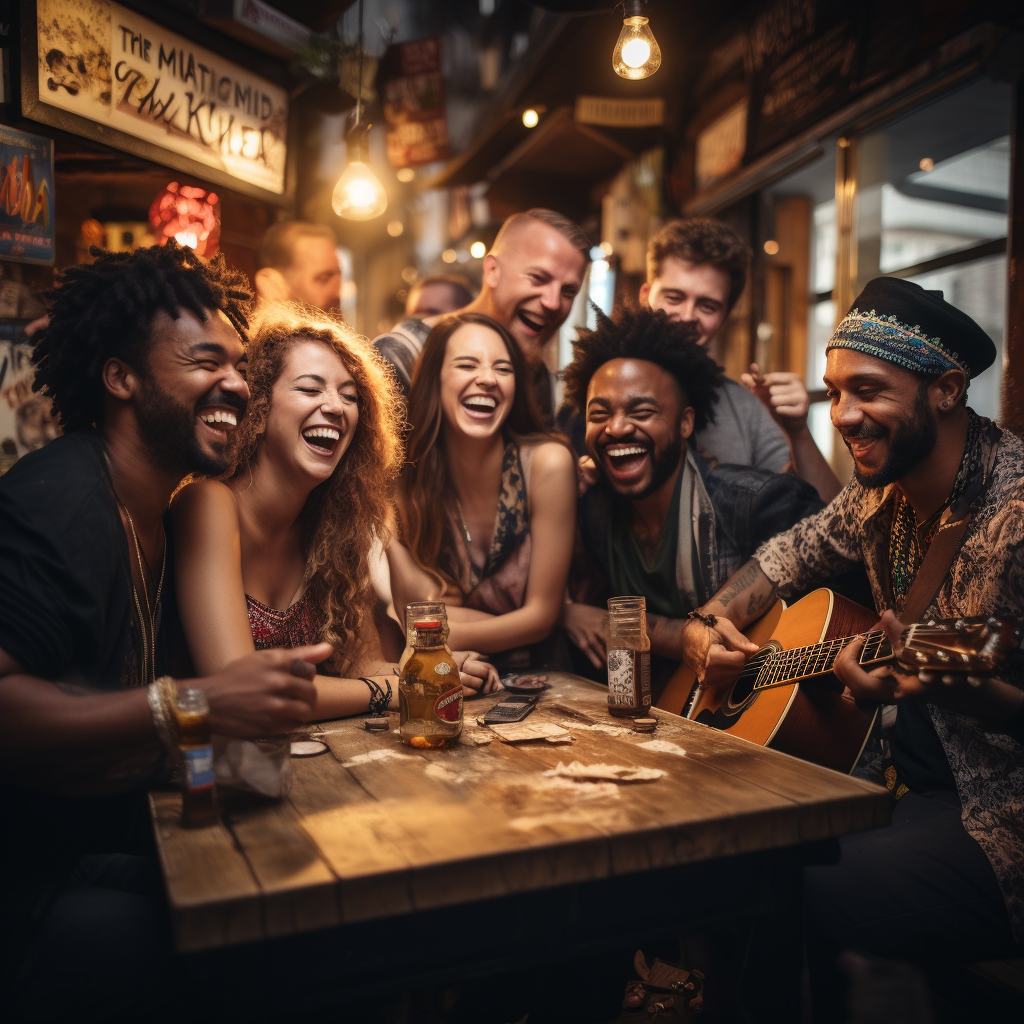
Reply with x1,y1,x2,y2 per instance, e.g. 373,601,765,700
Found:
681,615,759,691
833,611,921,703
834,610,1024,725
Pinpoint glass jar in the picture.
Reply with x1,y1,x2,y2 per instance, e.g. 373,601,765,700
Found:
606,596,652,718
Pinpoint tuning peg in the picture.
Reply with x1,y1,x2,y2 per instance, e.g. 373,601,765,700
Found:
915,650,929,662
942,674,956,685
967,675,984,688
927,619,936,627
936,650,951,662
919,671,938,684
986,617,999,627
954,619,966,631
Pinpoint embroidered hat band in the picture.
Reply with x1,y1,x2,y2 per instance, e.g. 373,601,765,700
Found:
826,277,996,380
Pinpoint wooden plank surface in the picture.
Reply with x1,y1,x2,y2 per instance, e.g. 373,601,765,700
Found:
152,672,891,952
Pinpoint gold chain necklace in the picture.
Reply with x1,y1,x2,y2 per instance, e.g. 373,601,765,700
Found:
119,501,167,687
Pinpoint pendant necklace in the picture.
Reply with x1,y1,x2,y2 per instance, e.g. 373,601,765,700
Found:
119,500,167,687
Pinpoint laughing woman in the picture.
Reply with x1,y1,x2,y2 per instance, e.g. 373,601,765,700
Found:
172,304,494,719
388,312,577,667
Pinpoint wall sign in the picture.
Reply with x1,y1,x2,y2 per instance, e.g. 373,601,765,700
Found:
380,37,449,168
694,100,748,190
22,0,288,199
575,96,665,128
0,124,55,264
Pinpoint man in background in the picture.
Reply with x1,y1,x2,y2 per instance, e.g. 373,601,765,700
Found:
375,208,589,416
253,220,343,313
405,273,475,318
642,218,841,502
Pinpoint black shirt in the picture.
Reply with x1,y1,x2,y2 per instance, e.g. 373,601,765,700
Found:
0,430,138,687
0,431,168,945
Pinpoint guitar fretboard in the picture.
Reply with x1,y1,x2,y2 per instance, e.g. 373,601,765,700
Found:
746,629,894,691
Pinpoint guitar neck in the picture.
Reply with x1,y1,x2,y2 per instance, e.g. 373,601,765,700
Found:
753,629,894,691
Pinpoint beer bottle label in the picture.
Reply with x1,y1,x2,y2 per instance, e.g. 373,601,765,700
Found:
183,746,215,791
433,684,463,723
607,649,652,707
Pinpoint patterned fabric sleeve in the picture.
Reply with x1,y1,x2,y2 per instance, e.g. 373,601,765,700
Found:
753,480,867,598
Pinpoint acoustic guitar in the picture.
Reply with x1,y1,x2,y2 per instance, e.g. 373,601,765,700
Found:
656,589,1020,774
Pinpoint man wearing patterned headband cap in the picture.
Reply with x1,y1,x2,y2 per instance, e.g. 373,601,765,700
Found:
680,276,1023,1018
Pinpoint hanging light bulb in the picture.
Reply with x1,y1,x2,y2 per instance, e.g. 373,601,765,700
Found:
332,0,387,221
333,128,387,220
612,0,661,80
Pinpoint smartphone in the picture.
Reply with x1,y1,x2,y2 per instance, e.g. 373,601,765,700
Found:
483,694,539,724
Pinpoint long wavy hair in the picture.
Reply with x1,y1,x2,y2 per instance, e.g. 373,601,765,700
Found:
227,302,403,670
400,311,555,586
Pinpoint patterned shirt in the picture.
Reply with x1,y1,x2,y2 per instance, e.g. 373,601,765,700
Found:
754,418,1024,941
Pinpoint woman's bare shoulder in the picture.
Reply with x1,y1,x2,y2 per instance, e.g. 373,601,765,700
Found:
522,438,575,476
170,477,240,522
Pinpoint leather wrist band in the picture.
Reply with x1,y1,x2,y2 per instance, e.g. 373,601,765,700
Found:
361,676,392,717
687,610,718,629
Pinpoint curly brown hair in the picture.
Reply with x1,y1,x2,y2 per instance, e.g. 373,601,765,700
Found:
226,302,404,670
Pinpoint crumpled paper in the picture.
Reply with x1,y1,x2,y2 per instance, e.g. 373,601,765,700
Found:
542,761,666,783
488,721,572,744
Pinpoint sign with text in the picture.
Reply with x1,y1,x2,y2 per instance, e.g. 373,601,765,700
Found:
34,0,287,194
575,96,665,128
0,125,55,263
380,37,449,168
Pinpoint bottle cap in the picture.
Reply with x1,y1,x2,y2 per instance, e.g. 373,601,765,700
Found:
633,717,657,732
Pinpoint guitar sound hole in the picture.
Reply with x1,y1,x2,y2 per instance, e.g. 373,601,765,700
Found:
726,648,775,710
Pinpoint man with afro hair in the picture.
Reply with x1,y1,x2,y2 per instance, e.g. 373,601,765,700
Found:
561,305,822,698
0,243,330,1016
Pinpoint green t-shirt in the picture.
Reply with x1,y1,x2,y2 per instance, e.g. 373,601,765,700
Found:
607,465,696,619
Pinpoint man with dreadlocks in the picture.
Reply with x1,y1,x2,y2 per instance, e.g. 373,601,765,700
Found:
681,278,1024,1019
0,243,330,1018
560,305,821,692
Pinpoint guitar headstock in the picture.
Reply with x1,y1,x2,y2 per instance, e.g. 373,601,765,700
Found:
898,617,1022,679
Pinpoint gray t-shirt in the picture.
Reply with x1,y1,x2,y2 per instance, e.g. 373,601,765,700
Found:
692,377,790,472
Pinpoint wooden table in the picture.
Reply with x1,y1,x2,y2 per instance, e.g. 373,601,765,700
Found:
151,673,891,1017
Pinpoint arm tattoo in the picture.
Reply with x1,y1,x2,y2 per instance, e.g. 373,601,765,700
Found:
717,563,761,610
745,588,776,617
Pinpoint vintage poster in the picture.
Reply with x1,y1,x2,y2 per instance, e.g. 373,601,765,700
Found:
0,323,59,473
380,37,450,168
35,0,288,194
0,125,55,264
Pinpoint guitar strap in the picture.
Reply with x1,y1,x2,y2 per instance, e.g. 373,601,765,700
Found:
897,512,972,624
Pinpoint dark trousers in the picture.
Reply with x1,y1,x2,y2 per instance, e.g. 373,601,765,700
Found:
804,791,1017,1022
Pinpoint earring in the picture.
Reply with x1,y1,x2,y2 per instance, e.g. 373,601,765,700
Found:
941,400,949,408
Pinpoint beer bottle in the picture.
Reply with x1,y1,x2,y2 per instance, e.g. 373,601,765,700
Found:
398,602,452,676
176,686,219,827
606,596,652,718
400,619,462,748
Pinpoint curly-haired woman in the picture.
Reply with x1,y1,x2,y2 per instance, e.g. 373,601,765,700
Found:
172,303,496,718
387,312,577,668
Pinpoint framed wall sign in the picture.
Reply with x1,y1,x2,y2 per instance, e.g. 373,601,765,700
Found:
20,0,290,202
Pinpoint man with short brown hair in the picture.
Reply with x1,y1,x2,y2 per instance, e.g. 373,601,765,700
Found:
643,218,841,501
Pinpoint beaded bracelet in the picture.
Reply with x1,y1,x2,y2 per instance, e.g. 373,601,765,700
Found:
687,610,719,629
361,676,392,716
148,675,180,750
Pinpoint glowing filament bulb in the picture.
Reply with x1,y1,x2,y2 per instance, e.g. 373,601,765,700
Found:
612,13,661,81
332,160,387,221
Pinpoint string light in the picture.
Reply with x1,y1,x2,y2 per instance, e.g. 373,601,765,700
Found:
612,0,661,81
522,108,539,128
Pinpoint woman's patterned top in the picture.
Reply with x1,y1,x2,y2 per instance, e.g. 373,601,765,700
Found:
246,593,323,650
